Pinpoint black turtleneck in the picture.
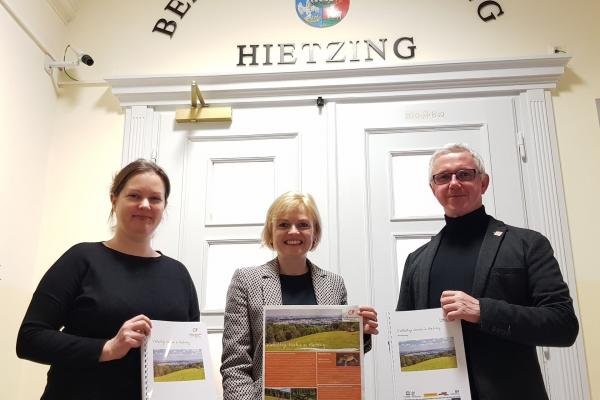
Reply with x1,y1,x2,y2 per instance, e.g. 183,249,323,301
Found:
280,271,317,305
427,206,490,308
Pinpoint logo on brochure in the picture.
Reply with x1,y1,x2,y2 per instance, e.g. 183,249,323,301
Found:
342,306,360,321
296,0,349,28
190,328,203,338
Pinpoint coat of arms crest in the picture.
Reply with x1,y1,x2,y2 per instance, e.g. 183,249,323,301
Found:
296,0,349,28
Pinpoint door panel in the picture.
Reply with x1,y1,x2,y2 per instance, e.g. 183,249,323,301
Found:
335,97,525,399
154,105,329,397
181,130,298,303
156,105,331,317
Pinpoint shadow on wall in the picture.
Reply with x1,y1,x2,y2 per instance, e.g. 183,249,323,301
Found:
553,66,584,96
95,88,122,114
56,83,123,115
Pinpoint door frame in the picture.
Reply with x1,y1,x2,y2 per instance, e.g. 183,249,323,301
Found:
106,54,589,399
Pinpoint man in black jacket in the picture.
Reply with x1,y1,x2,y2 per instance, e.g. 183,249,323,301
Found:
396,143,578,400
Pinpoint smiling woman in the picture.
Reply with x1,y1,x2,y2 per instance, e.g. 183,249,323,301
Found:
106,163,169,251
16,159,200,400
220,191,379,400
262,192,322,272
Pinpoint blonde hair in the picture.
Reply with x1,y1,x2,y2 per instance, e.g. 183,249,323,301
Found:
262,191,322,251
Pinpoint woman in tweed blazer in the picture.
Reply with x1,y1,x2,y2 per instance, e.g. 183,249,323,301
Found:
220,192,378,400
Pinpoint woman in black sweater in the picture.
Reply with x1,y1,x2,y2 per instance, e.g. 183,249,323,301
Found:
16,159,199,400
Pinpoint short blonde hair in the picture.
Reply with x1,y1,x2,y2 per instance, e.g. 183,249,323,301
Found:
262,191,322,251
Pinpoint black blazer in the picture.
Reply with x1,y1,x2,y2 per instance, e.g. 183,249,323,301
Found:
396,216,578,400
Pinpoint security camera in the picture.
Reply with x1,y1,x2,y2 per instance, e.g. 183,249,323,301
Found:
44,45,94,72
71,47,94,66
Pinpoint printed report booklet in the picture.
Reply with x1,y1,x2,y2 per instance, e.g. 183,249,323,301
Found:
263,305,364,400
141,320,218,400
382,308,471,400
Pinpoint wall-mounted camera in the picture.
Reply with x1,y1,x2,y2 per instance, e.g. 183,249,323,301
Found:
44,45,94,73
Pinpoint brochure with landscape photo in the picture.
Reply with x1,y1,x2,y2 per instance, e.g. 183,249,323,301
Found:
383,308,471,400
141,320,217,400
263,305,364,400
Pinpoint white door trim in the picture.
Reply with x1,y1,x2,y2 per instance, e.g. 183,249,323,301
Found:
107,54,569,108
110,54,589,400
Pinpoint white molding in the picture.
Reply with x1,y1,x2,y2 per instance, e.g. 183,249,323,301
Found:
325,101,340,275
121,106,160,164
391,232,438,295
368,124,485,135
188,132,298,142
205,238,262,245
106,54,571,108
46,0,80,24
209,156,275,164
200,238,263,317
392,233,437,240
518,89,590,400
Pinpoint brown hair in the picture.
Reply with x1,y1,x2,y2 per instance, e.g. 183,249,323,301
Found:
109,159,171,218
261,191,322,251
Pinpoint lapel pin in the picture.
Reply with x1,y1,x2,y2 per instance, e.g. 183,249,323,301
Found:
493,231,503,237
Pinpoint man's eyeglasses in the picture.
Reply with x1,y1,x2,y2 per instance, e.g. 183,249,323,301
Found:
431,169,479,185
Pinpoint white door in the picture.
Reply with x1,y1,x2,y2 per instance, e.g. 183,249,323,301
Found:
152,105,334,396
151,95,567,399
334,96,526,399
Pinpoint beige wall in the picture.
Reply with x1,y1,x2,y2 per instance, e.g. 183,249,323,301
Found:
551,7,600,399
37,86,123,279
0,0,62,397
0,1,123,397
3,0,599,398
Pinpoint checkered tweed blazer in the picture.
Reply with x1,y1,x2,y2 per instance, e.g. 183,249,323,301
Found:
220,258,348,400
